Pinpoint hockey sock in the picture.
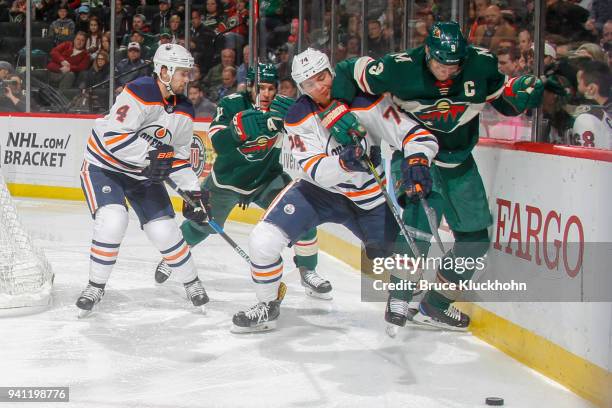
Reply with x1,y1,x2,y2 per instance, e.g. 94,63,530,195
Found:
249,221,290,303
88,280,106,289
144,216,197,284
89,204,128,285
424,229,490,310
293,228,318,270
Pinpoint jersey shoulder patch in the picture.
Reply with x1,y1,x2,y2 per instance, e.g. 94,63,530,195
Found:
125,77,161,104
285,95,319,126
465,46,499,74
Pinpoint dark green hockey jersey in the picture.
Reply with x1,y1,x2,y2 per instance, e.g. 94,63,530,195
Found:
208,92,284,194
332,46,520,163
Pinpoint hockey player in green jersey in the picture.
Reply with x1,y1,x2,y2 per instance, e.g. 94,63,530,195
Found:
329,21,543,330
155,63,333,299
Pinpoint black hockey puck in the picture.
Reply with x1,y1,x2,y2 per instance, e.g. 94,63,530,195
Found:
485,397,504,406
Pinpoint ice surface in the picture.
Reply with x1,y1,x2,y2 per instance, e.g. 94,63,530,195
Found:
0,199,595,408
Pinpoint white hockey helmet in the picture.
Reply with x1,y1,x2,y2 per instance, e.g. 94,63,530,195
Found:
291,47,334,93
153,44,194,92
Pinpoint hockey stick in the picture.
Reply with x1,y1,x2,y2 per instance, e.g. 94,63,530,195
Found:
165,179,251,264
357,151,422,259
416,185,445,254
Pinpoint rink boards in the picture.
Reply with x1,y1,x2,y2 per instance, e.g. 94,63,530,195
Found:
1,113,611,407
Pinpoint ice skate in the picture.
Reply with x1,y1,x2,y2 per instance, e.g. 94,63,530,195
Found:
231,282,287,333
76,283,105,318
155,259,172,284
412,301,470,331
184,278,209,313
384,295,410,337
300,268,332,300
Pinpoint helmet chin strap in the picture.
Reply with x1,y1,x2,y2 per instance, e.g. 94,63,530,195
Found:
159,69,175,96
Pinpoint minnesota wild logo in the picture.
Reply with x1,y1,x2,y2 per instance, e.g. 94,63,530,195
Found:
414,99,469,131
237,135,278,161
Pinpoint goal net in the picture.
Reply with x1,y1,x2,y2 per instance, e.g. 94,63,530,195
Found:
0,175,54,315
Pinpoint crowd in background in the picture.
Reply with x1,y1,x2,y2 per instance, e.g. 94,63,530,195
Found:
0,0,610,148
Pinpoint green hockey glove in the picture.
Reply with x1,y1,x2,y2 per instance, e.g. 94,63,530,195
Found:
269,95,295,120
230,109,283,143
503,75,544,112
317,100,367,145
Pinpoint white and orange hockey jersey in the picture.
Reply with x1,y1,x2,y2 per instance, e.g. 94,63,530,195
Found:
284,93,438,210
84,76,200,191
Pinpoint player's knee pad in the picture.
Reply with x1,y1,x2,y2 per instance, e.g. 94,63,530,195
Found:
249,221,290,265
143,216,182,249
93,204,128,244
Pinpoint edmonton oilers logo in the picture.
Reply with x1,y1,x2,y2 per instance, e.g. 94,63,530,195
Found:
136,125,173,145
190,134,207,177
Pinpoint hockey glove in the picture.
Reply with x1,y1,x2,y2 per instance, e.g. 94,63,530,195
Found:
141,145,174,181
338,143,369,173
503,75,544,112
369,145,382,168
318,100,367,145
401,153,432,201
269,95,295,120
182,189,211,225
229,109,284,143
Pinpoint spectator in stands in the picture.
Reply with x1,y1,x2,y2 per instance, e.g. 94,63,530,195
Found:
8,0,25,23
203,0,224,32
34,0,61,23
115,42,150,90
275,43,293,78
188,81,216,118
472,5,517,53
50,5,75,45
203,47,235,91
156,28,173,49
78,49,109,89
99,31,111,58
151,0,171,34
518,29,532,54
366,19,389,59
542,74,573,143
213,65,237,101
167,14,183,42
468,0,491,43
0,73,25,112
519,47,535,74
236,43,249,89
602,20,612,49
543,42,557,68
121,14,151,47
114,0,131,43
126,30,153,59
190,9,207,42
497,47,521,77
572,60,611,148
218,0,248,38
0,61,13,80
412,20,429,46
76,4,90,33
86,16,103,60
47,31,90,89
575,43,607,64
279,76,297,98
546,0,594,42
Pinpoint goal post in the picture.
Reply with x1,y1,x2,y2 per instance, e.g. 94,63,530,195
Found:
0,175,54,316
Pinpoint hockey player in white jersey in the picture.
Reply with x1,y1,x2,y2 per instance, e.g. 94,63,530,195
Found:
572,60,611,149
76,44,210,316
231,48,438,333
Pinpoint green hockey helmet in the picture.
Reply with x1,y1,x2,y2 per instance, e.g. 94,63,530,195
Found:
246,63,279,87
425,21,468,65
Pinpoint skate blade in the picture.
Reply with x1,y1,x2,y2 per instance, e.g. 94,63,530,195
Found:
385,324,399,338
230,320,277,334
77,308,93,319
412,313,469,332
304,287,332,300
